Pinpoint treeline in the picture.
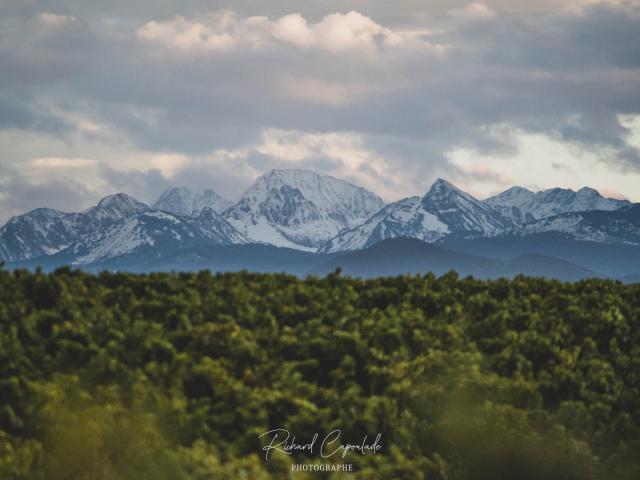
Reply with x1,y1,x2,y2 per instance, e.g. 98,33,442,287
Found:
1,266,639,479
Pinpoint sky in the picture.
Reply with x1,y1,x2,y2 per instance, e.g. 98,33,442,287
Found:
1,0,639,222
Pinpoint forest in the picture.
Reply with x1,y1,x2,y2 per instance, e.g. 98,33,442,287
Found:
0,265,639,479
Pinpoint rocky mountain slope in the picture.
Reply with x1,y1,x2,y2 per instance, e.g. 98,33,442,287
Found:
0,194,148,262
153,187,232,216
222,169,385,249
1,170,638,282
321,179,511,253
485,186,629,224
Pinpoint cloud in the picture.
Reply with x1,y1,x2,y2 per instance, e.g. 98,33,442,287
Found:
0,93,71,135
36,12,77,27
255,129,394,190
137,11,236,52
31,157,96,168
136,10,424,54
449,3,496,20
98,164,172,204
0,173,95,221
299,10,405,51
1,1,640,222
271,13,316,47
447,125,640,199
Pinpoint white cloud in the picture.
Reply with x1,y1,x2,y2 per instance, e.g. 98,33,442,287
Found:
36,13,77,27
619,114,640,151
309,10,403,51
449,3,496,20
149,153,190,177
137,11,236,51
271,13,316,48
31,157,96,168
447,125,640,201
563,0,640,17
2,2,640,224
136,9,427,54
276,76,402,106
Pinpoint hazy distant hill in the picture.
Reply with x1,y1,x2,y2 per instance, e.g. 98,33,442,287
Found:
312,238,602,280
484,253,597,282
313,238,494,277
440,233,640,278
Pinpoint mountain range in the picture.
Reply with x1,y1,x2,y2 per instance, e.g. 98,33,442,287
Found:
1,168,638,282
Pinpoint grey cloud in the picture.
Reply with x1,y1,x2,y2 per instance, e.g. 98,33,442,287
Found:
0,91,70,134
4,0,582,25
168,160,258,201
0,173,95,222
98,164,172,204
1,1,640,220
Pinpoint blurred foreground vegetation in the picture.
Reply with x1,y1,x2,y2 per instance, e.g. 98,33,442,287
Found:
1,266,639,479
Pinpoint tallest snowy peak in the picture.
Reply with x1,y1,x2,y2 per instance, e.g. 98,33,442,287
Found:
223,169,385,249
246,169,385,213
253,168,320,187
255,169,350,190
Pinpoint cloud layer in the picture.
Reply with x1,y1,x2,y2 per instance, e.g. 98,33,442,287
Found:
0,0,639,222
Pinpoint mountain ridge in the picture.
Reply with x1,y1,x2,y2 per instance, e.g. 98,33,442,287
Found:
222,169,386,249
485,185,629,224
322,177,513,253
1,170,638,281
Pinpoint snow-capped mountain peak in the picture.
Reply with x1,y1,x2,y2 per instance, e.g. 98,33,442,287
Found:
320,196,450,253
424,177,461,197
153,186,232,216
25,208,68,219
223,169,385,249
96,193,142,209
322,178,512,253
0,208,76,262
578,186,598,196
1,169,638,266
153,187,193,216
514,204,640,245
494,186,534,199
485,185,630,224
71,209,249,265
92,193,148,217
0,193,148,263
421,178,512,235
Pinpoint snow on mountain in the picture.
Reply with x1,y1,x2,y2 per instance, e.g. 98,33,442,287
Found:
70,208,248,265
514,204,640,245
195,208,251,245
222,169,385,249
321,178,511,253
485,186,629,224
0,208,76,262
82,193,149,226
153,187,233,216
2,170,637,266
0,194,148,262
320,197,449,253
422,179,512,235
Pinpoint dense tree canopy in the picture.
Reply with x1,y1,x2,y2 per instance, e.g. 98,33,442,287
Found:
0,266,639,479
